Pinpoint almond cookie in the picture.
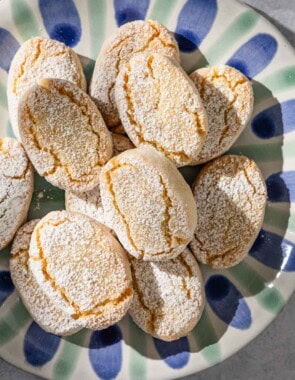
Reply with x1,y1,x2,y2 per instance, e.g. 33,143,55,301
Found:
190,65,253,164
99,147,198,261
190,155,266,269
115,52,208,167
7,37,86,140
65,133,133,225
0,137,34,250
29,211,133,330
10,220,83,336
129,248,205,341
18,78,113,192
90,20,179,129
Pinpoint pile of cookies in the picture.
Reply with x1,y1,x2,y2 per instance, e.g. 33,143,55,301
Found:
0,20,266,341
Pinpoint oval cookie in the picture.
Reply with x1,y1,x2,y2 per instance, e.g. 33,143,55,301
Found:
7,37,86,140
0,137,34,250
129,248,205,341
65,133,134,225
18,78,113,192
115,52,208,167
190,65,253,164
10,220,83,336
100,147,198,261
29,211,133,330
190,155,267,269
90,20,179,128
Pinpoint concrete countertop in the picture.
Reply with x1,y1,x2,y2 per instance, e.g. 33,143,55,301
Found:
0,0,294,379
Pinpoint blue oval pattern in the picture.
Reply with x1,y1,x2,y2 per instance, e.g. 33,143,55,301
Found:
206,275,252,329
0,28,20,72
114,0,150,26
89,325,122,380
226,33,277,79
252,100,295,139
153,336,190,369
0,271,14,306
175,0,217,52
24,322,61,366
266,171,294,202
250,229,295,271
38,0,81,47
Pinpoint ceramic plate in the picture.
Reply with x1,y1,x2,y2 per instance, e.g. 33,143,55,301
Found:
0,0,294,379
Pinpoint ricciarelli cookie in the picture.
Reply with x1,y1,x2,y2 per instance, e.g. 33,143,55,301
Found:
190,65,253,164
0,137,34,250
7,37,86,140
115,52,208,167
29,211,133,330
65,133,134,225
10,220,83,336
190,155,267,268
129,248,205,341
90,20,179,128
99,147,198,261
18,78,113,192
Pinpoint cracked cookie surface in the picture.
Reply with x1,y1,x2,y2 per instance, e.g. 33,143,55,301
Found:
190,65,253,164
0,137,34,250
190,155,266,268
129,248,204,341
65,133,133,226
28,211,133,330
90,20,179,128
66,186,106,227
7,37,86,140
99,147,198,260
10,220,83,336
115,52,208,167
18,78,113,192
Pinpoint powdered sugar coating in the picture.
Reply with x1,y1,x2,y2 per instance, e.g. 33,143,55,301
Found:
129,248,204,341
65,186,106,226
18,78,113,192
0,138,34,250
100,147,198,261
115,52,208,167
190,65,253,164
90,20,179,128
7,37,86,140
190,155,267,269
65,133,134,225
10,220,83,336
29,211,133,330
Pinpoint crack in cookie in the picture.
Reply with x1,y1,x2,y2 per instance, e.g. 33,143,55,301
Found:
122,67,191,163
190,155,266,268
20,79,112,191
31,215,132,320
191,65,253,164
90,20,179,128
129,249,204,341
105,162,141,255
100,147,197,261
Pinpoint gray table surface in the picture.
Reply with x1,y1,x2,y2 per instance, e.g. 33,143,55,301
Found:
1,0,295,379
